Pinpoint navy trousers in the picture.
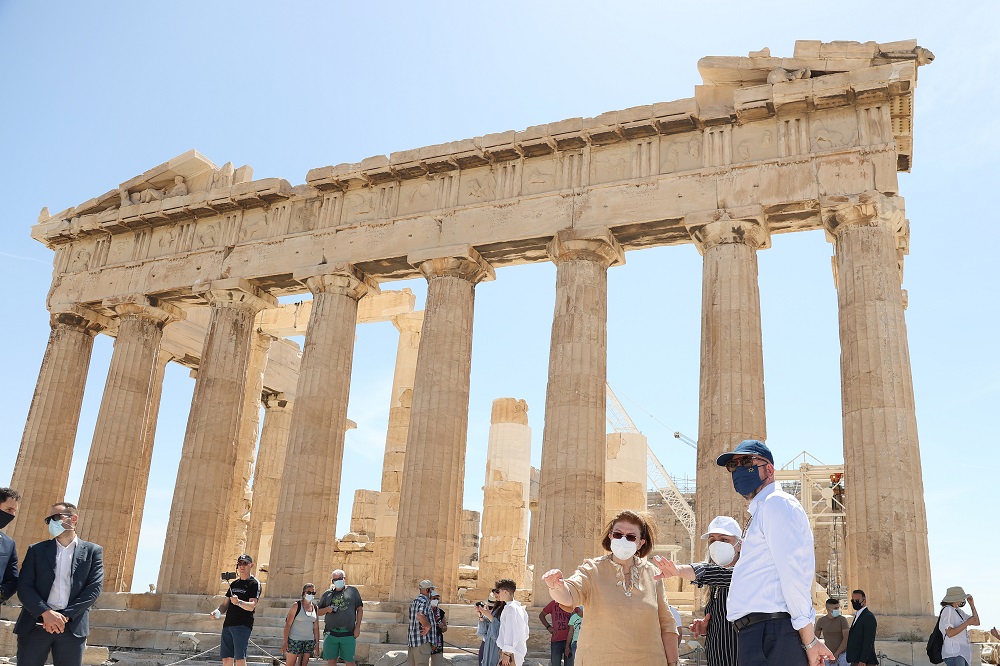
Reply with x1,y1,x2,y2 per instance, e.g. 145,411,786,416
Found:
736,618,807,666
16,625,87,666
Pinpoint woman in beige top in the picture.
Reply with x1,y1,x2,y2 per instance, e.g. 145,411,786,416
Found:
542,509,679,666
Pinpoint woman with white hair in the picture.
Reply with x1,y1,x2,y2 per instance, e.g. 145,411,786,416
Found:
656,515,742,666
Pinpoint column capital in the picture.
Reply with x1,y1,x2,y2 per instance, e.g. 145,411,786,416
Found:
193,277,278,313
684,206,769,253
48,303,111,334
546,228,624,267
408,245,495,284
390,310,424,334
293,262,379,301
820,191,905,239
103,295,185,327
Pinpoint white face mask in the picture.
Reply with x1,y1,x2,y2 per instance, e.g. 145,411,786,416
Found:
430,599,440,607
830,609,841,618
304,594,315,602
610,537,638,560
709,541,736,567
48,518,66,538
487,593,496,603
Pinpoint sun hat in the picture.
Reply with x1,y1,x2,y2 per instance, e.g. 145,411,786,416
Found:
419,579,435,590
700,516,742,540
941,586,968,604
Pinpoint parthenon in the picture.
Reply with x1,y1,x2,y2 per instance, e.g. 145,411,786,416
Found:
10,36,934,637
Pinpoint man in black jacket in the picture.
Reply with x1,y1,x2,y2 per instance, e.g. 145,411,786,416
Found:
14,501,104,666
845,589,878,666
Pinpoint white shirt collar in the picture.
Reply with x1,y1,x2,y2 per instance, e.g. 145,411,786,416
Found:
55,535,79,550
748,481,778,513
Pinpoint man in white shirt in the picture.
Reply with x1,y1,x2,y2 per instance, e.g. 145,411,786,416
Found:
716,440,833,666
14,502,104,666
494,578,529,666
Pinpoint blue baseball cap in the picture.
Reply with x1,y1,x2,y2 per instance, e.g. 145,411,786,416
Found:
716,439,774,467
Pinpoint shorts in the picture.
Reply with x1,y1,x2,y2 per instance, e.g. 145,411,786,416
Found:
323,634,356,662
220,625,252,660
287,639,316,655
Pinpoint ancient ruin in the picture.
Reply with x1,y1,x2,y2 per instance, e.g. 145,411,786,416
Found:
7,38,935,661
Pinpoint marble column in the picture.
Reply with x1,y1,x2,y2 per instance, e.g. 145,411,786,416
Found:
391,246,493,602
823,192,932,616
479,398,531,589
267,264,375,598
526,466,540,570
605,432,648,523
9,305,108,548
533,229,622,604
78,295,182,593
223,330,272,570
685,208,769,537
370,311,423,599
246,393,294,571
158,279,276,594
122,348,173,591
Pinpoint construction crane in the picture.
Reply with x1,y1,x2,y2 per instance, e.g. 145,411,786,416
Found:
605,383,696,557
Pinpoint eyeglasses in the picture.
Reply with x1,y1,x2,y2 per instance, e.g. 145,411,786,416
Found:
724,456,768,473
44,513,71,524
610,531,641,542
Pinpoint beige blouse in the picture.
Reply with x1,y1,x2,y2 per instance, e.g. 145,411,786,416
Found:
564,554,678,665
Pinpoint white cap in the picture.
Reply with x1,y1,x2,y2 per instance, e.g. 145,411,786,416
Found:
700,516,741,540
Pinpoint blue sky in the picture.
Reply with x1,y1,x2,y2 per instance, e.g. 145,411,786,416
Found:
1,0,996,626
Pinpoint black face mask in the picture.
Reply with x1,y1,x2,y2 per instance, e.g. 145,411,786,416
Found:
851,600,864,611
0,511,13,530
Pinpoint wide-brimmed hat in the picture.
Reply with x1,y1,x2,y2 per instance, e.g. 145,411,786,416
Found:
716,439,774,467
941,586,968,604
700,516,742,540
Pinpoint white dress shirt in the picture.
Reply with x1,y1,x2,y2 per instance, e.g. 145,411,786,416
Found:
851,605,867,625
726,482,817,630
496,599,530,666
46,536,79,611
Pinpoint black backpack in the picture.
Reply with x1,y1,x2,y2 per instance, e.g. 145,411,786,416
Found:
926,608,946,664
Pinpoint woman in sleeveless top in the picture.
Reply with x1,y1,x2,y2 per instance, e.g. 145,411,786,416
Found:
283,583,321,666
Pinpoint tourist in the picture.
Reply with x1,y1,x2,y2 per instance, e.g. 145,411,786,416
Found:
815,598,849,666
0,488,20,604
282,583,320,666
656,515,742,666
476,593,502,666
13,501,103,666
210,554,261,666
539,594,573,666
939,586,979,666
406,579,438,666
716,439,833,666
494,578,529,666
566,606,582,660
542,509,680,665
844,590,877,666
317,569,363,666
429,590,447,665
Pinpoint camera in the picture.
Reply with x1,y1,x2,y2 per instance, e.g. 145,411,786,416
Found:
475,601,485,608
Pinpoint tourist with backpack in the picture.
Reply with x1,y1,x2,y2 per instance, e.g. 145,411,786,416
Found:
282,583,321,666
937,586,979,666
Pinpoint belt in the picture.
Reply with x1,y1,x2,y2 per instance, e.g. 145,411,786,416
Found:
324,629,352,636
733,612,791,632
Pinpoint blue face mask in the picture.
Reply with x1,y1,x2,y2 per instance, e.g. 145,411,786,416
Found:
731,465,764,496
333,580,345,591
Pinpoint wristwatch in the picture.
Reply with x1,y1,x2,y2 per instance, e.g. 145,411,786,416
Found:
802,637,819,650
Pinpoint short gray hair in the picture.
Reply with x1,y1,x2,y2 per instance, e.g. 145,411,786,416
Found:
331,569,346,579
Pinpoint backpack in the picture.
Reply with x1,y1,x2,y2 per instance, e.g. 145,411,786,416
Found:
926,608,947,664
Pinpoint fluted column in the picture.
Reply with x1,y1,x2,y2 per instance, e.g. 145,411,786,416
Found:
78,296,182,592
823,192,931,616
158,279,276,594
267,264,375,598
533,229,622,604
391,246,494,602
246,393,294,571
479,398,531,589
9,305,108,548
370,311,423,599
686,207,769,537
223,330,272,571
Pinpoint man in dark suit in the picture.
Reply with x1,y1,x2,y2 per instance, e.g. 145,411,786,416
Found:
15,501,104,666
0,487,20,604
845,589,878,666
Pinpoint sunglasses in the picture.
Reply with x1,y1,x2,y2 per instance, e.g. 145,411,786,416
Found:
491,588,499,594
44,513,71,524
610,531,641,542
724,456,769,473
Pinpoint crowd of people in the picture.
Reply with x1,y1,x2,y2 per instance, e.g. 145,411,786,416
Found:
2,438,1000,666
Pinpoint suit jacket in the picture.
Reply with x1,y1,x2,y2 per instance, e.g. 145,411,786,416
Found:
14,538,104,638
845,607,878,665
0,531,17,602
